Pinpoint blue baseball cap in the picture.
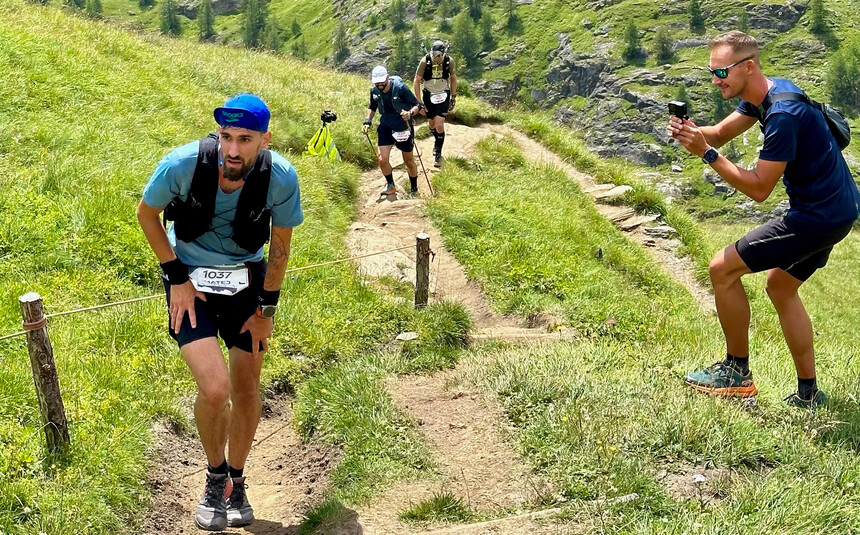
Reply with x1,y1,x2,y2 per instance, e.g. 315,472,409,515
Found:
214,94,270,132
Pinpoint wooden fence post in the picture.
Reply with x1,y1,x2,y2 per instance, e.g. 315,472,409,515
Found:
415,233,430,308
19,292,70,455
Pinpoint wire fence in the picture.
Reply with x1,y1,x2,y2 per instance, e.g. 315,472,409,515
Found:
0,244,415,343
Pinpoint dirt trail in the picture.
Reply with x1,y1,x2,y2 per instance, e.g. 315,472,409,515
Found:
145,118,711,535
144,396,337,535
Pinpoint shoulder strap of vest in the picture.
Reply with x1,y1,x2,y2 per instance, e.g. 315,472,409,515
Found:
188,133,220,214
231,149,273,252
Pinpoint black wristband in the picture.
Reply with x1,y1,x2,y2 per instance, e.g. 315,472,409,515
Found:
363,118,372,125
259,289,281,307
160,258,189,285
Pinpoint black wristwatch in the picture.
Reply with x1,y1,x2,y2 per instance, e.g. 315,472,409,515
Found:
702,147,719,164
256,305,277,319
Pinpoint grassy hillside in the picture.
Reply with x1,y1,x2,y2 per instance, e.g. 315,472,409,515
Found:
0,2,468,532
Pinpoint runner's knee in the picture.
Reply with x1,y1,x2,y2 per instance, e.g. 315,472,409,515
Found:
765,272,799,303
197,378,231,409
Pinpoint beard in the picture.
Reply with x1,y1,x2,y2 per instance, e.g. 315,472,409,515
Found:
222,155,255,182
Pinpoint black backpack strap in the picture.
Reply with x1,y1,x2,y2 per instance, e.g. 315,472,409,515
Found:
231,150,273,253
165,133,220,242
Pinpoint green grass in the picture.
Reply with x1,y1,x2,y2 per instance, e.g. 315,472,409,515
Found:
0,2,468,533
420,118,860,533
399,491,474,524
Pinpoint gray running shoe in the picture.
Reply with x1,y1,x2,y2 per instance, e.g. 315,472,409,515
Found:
227,476,255,527
434,153,443,167
195,472,229,531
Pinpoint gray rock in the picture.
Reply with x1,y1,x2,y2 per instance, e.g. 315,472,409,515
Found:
749,1,807,32
644,225,678,239
487,54,515,69
530,89,547,103
395,331,419,341
672,38,709,51
179,0,240,18
341,41,392,75
771,200,790,218
470,78,520,106
588,0,623,9
671,164,683,172
581,18,593,29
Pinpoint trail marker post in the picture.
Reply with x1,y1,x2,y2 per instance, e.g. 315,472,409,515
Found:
415,233,431,308
19,292,70,455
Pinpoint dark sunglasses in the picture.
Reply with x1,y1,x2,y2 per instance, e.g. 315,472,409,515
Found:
706,55,754,79
374,82,387,89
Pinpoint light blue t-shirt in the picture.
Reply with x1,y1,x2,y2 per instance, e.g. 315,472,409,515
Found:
142,140,304,267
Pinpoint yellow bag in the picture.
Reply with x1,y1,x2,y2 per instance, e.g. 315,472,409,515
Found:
303,124,341,160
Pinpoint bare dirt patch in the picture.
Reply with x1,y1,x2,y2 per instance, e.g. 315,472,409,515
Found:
354,371,553,534
143,395,337,535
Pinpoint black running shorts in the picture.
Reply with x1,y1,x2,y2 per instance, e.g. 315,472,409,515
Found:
377,123,414,152
735,218,853,281
422,89,451,119
163,260,266,353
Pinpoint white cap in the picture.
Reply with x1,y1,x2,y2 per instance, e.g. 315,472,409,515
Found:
371,65,388,83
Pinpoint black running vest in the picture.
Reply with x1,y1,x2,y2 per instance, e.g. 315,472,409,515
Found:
422,54,451,81
163,133,272,253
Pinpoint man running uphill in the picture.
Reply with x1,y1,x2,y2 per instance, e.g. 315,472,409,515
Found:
414,40,458,167
670,31,859,408
137,94,303,530
363,65,422,197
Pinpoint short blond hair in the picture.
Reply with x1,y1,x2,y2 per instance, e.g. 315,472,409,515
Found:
710,31,760,64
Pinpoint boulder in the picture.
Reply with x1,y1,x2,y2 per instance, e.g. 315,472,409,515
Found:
178,0,241,18
546,34,608,98
749,1,807,32
341,41,392,75
470,78,520,106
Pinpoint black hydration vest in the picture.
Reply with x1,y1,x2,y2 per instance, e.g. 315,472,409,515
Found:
422,54,450,81
163,133,273,254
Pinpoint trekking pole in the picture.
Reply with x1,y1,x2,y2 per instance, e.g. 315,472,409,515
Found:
409,119,434,196
363,131,381,165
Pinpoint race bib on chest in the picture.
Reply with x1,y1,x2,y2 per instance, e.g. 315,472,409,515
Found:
392,130,412,142
430,92,448,104
189,265,250,296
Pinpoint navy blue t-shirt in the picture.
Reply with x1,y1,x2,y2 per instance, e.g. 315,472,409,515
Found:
369,76,419,130
737,77,860,228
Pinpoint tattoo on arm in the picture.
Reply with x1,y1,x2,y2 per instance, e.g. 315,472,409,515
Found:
264,226,292,291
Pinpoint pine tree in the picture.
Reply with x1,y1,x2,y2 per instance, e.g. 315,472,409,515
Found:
452,11,479,69
291,18,302,37
408,24,423,60
724,140,742,161
622,20,639,61
198,0,215,40
809,0,826,35
262,15,283,52
65,0,85,9
160,0,182,35
505,0,519,30
827,40,860,112
654,25,672,63
139,0,153,8
85,0,102,17
291,36,308,61
711,86,729,123
332,21,350,64
390,33,410,76
243,0,267,48
481,12,495,51
467,0,481,20
438,0,453,32
676,83,691,108
689,0,704,32
738,9,750,32
391,0,407,33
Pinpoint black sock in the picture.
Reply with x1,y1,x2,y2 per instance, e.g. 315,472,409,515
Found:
208,460,228,475
384,173,394,185
409,176,418,191
431,129,440,141
723,353,750,375
436,132,445,153
228,464,244,479
798,377,818,400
